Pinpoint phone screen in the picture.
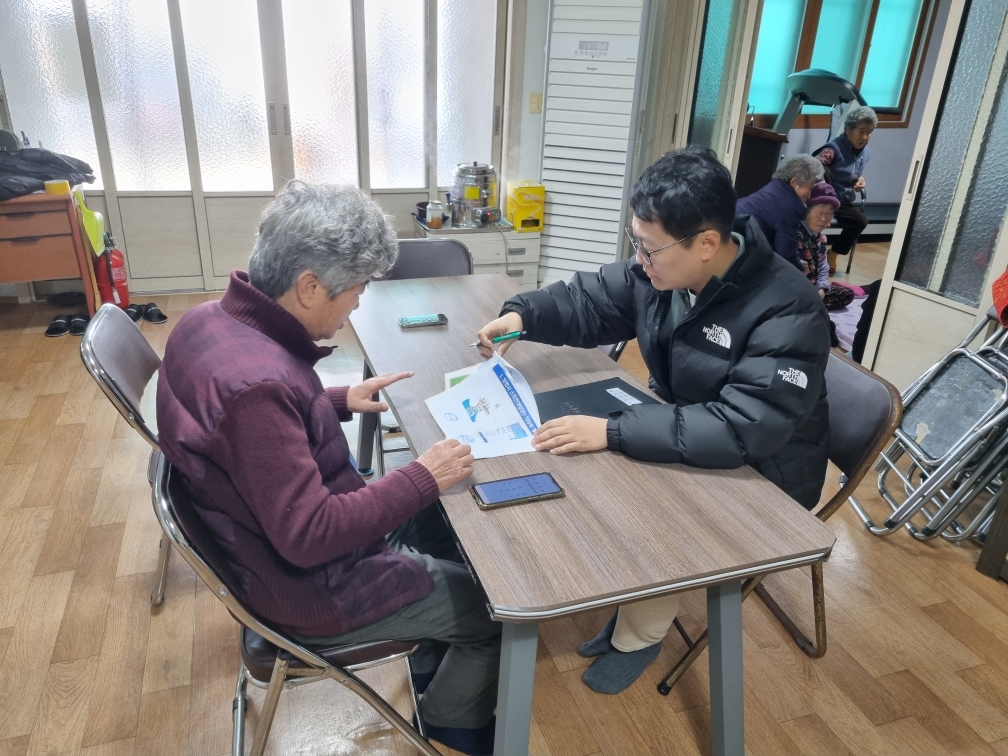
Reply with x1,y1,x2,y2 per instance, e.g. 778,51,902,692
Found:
473,473,563,508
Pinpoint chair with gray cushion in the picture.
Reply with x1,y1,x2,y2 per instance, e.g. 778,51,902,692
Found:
357,238,474,477
657,350,901,694
383,238,473,280
80,303,171,605
151,454,439,756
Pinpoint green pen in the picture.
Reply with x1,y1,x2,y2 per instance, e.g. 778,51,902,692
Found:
469,330,526,348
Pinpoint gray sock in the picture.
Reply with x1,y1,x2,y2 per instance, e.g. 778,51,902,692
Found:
577,613,618,658
581,641,662,695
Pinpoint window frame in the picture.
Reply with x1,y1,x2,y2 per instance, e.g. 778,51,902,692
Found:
751,0,939,129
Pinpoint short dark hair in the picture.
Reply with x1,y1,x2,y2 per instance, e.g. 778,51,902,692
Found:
629,146,736,242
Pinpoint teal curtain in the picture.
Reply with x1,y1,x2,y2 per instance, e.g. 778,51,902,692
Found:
747,0,927,115
860,0,927,106
748,0,805,113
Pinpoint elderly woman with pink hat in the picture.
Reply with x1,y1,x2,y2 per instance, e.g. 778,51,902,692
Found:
797,182,841,298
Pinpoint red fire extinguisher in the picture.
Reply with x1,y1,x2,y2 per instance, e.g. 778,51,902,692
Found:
95,232,130,309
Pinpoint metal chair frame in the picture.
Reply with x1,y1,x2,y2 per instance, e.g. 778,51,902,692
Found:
849,313,1008,539
151,454,441,756
80,303,171,605
657,352,902,695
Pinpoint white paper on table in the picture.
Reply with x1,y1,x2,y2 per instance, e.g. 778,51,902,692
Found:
427,354,541,458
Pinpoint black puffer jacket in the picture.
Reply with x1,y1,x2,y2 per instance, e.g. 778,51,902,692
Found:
502,216,830,509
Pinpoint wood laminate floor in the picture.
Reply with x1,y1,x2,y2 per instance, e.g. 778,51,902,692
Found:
1,250,1007,756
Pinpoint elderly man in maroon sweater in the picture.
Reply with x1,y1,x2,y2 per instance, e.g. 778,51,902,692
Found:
157,181,500,755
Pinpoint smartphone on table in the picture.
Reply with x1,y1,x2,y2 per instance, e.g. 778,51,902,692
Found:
398,313,448,329
470,473,565,510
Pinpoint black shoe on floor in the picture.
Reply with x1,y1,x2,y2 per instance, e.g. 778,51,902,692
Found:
45,314,71,337
143,302,168,323
581,641,662,695
578,612,618,658
69,314,89,336
413,713,496,756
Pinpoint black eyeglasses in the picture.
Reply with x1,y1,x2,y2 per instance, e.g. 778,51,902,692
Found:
624,227,703,264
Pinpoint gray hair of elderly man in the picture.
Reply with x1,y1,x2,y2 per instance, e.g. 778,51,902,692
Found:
844,104,878,131
248,180,399,300
772,154,825,187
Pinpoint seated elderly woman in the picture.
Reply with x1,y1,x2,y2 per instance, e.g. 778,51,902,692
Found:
815,104,877,272
735,154,825,270
797,182,840,297
156,181,500,756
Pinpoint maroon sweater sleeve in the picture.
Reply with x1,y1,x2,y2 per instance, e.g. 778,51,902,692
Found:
326,386,353,422
211,381,440,569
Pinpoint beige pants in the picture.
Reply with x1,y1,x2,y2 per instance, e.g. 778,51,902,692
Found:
611,594,680,652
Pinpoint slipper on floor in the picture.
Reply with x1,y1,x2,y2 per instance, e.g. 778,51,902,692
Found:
124,304,145,323
45,314,72,338
69,314,90,337
142,303,167,324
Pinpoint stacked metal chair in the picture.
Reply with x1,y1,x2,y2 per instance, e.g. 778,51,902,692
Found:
849,308,1008,542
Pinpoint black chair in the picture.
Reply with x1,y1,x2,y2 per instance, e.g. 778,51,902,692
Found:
657,350,902,694
80,303,171,605
598,342,628,362
150,454,441,756
383,238,473,280
359,238,475,477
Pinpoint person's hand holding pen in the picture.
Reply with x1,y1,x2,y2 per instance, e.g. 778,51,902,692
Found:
475,312,524,358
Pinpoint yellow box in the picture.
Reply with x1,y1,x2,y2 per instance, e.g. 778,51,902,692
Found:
506,180,545,233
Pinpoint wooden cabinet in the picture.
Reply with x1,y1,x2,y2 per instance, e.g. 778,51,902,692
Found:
0,193,95,315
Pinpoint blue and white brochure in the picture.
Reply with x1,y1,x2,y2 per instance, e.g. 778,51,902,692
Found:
425,353,541,459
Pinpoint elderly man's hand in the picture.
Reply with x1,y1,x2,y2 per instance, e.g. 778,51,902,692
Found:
533,415,608,455
347,371,414,413
854,176,866,192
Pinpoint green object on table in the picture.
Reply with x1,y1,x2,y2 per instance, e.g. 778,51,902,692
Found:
468,330,527,348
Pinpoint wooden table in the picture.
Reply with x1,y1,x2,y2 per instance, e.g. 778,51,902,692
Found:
350,275,836,756
0,192,96,315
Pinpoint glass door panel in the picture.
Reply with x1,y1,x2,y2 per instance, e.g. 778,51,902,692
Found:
87,0,190,191
179,0,273,192
365,0,426,189
898,0,1008,306
281,0,359,185
0,0,104,188
688,0,754,162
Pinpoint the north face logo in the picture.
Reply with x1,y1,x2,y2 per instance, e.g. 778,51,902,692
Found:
702,324,731,348
778,367,808,388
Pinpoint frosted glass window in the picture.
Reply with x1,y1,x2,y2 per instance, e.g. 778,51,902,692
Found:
748,0,805,113
282,0,359,185
87,0,190,191
0,0,103,188
809,0,873,82
900,0,1008,305
179,0,273,192
365,0,426,189
690,0,734,148
437,0,496,187
860,0,926,107
941,71,1008,306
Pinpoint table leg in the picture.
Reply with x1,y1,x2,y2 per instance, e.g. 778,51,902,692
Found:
494,622,538,756
708,581,745,756
356,363,377,475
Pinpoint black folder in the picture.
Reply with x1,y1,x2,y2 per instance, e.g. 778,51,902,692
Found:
534,377,659,423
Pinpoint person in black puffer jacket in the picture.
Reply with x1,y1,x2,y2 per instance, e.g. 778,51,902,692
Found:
476,146,831,695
